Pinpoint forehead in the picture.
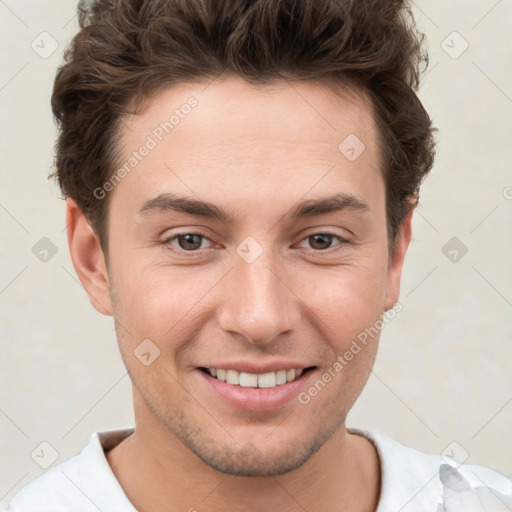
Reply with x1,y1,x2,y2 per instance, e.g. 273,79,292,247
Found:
111,77,383,217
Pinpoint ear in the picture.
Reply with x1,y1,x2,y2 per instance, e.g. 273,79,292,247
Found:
384,208,413,310
66,198,113,316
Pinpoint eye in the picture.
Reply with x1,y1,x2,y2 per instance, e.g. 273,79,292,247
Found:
163,231,214,253
297,232,347,252
161,230,349,256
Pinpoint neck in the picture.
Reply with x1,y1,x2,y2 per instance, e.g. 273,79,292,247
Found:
106,407,380,512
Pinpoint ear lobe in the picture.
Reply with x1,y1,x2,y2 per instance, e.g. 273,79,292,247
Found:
384,208,413,311
66,198,113,316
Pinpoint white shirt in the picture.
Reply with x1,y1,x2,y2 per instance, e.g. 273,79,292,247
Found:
4,427,511,512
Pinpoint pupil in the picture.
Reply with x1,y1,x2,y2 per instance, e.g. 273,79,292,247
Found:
310,234,332,250
179,234,202,250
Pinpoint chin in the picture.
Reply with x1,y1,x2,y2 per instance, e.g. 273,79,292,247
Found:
171,417,344,477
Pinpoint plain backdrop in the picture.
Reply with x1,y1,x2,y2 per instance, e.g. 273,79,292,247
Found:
1,0,511,506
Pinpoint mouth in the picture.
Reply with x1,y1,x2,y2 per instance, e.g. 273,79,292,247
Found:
198,367,315,388
196,365,317,411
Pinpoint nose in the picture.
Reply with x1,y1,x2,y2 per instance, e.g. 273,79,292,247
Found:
216,248,301,345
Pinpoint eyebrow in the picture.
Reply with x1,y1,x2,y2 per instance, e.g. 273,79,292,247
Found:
136,192,369,222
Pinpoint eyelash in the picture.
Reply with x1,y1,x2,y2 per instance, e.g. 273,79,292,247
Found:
161,230,350,256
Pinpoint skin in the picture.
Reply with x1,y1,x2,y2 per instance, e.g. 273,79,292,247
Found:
67,77,413,511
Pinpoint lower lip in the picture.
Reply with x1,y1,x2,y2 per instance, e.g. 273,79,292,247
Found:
196,369,314,411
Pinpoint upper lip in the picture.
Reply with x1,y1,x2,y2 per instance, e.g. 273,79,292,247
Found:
197,361,316,374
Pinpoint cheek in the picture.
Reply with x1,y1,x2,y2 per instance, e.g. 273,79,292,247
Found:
109,263,222,345
299,260,388,345
109,240,389,351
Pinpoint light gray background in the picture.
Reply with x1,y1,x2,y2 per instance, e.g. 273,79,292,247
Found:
1,0,511,506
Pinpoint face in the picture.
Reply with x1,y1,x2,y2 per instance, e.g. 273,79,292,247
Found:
82,77,409,476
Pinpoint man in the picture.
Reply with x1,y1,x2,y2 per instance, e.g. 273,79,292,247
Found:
5,0,511,511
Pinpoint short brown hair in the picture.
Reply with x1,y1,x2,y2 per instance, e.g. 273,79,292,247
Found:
51,0,436,255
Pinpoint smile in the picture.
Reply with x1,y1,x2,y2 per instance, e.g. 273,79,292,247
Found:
201,368,305,388
197,364,317,411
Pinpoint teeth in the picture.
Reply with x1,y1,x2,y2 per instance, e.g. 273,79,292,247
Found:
258,372,276,388
239,372,258,387
275,370,287,385
206,367,306,388
286,369,296,381
226,369,239,385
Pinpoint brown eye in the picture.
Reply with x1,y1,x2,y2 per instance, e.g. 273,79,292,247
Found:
308,233,336,250
176,233,205,251
162,231,213,254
